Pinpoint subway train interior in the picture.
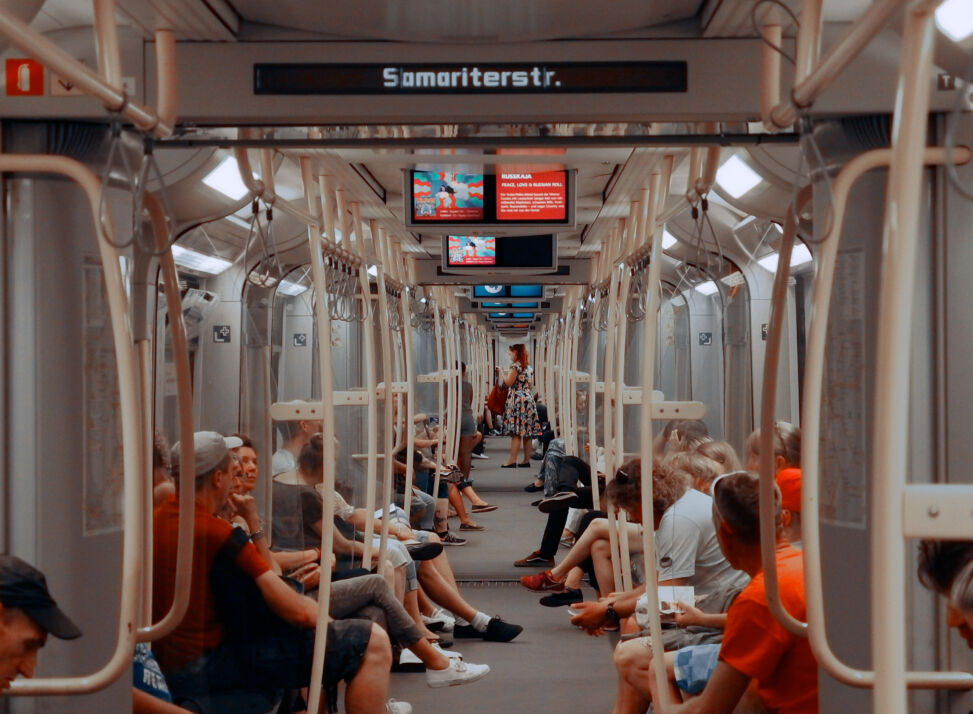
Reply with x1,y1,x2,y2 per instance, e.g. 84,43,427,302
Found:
0,0,971,712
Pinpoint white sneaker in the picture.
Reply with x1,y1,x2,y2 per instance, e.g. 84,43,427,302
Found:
399,649,423,667
423,608,456,631
431,642,463,660
471,452,489,459
426,658,490,688
387,699,413,714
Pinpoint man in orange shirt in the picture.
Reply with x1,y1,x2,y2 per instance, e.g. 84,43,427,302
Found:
651,471,818,714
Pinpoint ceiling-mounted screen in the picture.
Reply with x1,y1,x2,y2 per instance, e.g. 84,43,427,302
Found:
407,170,574,229
473,285,544,298
412,171,485,222
509,285,544,297
447,236,496,266
443,236,555,271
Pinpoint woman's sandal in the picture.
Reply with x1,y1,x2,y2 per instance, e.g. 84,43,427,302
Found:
501,462,518,468
518,461,532,467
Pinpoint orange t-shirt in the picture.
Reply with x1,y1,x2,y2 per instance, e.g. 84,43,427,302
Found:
152,496,270,673
719,546,818,714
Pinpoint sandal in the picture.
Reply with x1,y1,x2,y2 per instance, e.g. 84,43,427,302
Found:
501,462,518,468
459,522,484,531
518,462,532,467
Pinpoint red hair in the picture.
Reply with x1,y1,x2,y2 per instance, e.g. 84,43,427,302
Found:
510,343,529,367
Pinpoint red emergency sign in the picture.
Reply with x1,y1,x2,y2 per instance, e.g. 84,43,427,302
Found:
5,59,44,96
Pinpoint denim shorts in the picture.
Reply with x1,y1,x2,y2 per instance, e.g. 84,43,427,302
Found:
673,643,721,695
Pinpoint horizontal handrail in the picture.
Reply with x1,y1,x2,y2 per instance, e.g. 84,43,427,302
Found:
1,155,142,695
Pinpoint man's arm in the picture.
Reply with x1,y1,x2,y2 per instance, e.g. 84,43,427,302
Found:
254,570,318,628
651,661,751,714
570,578,689,633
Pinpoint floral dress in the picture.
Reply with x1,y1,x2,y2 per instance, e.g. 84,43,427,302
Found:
502,363,542,437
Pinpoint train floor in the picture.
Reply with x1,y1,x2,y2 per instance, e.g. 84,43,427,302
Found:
385,436,619,713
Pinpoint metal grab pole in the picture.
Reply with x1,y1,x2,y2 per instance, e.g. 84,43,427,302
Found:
351,207,380,572
138,339,153,629
302,172,337,714
374,257,397,578
872,8,936,712
137,192,195,643
757,188,812,638
588,292,602,510
432,306,446,502
603,265,624,593
3,155,142,695
615,266,635,591
401,288,417,519
570,305,583,456
638,171,675,710
93,0,122,89
801,145,973,690
262,345,274,546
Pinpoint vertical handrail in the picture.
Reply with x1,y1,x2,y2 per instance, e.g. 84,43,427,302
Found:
374,241,397,578
588,291,601,511
432,306,446,503
93,0,122,89
637,170,674,710
800,145,973,690
262,344,274,546
615,266,634,591
350,202,380,571
153,30,177,131
570,304,583,456
603,264,624,593
758,187,812,638
3,155,143,694
400,287,417,519
138,339,154,629
137,192,194,642
871,9,936,712
302,168,337,714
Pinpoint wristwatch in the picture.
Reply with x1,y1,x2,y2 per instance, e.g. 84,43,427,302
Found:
605,601,620,623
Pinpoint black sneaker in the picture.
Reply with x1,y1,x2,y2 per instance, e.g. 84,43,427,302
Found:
406,542,445,561
439,532,467,546
537,492,580,513
454,617,524,643
539,588,583,607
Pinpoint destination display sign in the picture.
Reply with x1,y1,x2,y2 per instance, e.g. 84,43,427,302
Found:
253,61,687,95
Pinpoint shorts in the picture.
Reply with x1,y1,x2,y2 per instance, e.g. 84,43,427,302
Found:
460,414,477,437
673,643,721,695
167,619,372,713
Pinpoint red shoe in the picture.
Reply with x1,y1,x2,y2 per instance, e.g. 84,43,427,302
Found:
519,570,565,592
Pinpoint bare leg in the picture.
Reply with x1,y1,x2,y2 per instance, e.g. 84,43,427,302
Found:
404,589,438,641
504,436,520,465
417,587,434,616
448,483,477,527
458,434,475,477
406,637,450,670
564,566,585,592
460,484,489,507
521,436,532,463
549,517,611,581
591,537,618,595
434,497,449,534
417,561,477,622
392,564,406,602
343,623,392,714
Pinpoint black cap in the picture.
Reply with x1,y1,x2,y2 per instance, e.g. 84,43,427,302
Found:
0,556,82,640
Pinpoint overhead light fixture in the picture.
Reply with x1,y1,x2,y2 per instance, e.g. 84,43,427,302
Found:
277,280,309,297
936,0,973,42
720,272,746,287
662,228,677,250
695,280,719,296
202,157,250,201
716,155,763,199
757,243,814,272
171,245,233,276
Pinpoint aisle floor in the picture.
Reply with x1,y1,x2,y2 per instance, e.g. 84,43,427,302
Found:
387,436,619,713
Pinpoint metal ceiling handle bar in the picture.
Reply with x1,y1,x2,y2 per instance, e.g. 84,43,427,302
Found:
801,143,973,689
136,192,195,642
301,163,338,714
768,0,910,129
638,170,677,710
757,186,812,638
93,0,122,89
1,155,142,695
0,2,171,136
873,7,948,710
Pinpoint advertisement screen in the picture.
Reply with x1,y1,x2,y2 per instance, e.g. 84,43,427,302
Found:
510,285,544,298
474,285,506,298
496,171,567,221
412,172,484,221
447,236,496,266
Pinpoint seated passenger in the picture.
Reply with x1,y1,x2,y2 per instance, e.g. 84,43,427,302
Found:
917,540,973,648
154,431,409,712
230,433,259,495
0,555,81,691
648,471,818,714
153,432,177,507
744,423,802,547
695,440,743,475
272,417,322,476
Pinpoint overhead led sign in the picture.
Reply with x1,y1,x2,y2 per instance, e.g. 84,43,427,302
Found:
254,61,687,95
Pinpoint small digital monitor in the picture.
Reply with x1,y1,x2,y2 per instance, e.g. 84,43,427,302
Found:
513,313,535,318
412,171,485,222
495,171,568,222
447,236,496,266
489,312,511,318
474,285,506,298
482,301,507,307
510,285,543,298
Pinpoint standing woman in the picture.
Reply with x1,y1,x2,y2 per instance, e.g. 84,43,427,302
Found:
501,343,542,468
